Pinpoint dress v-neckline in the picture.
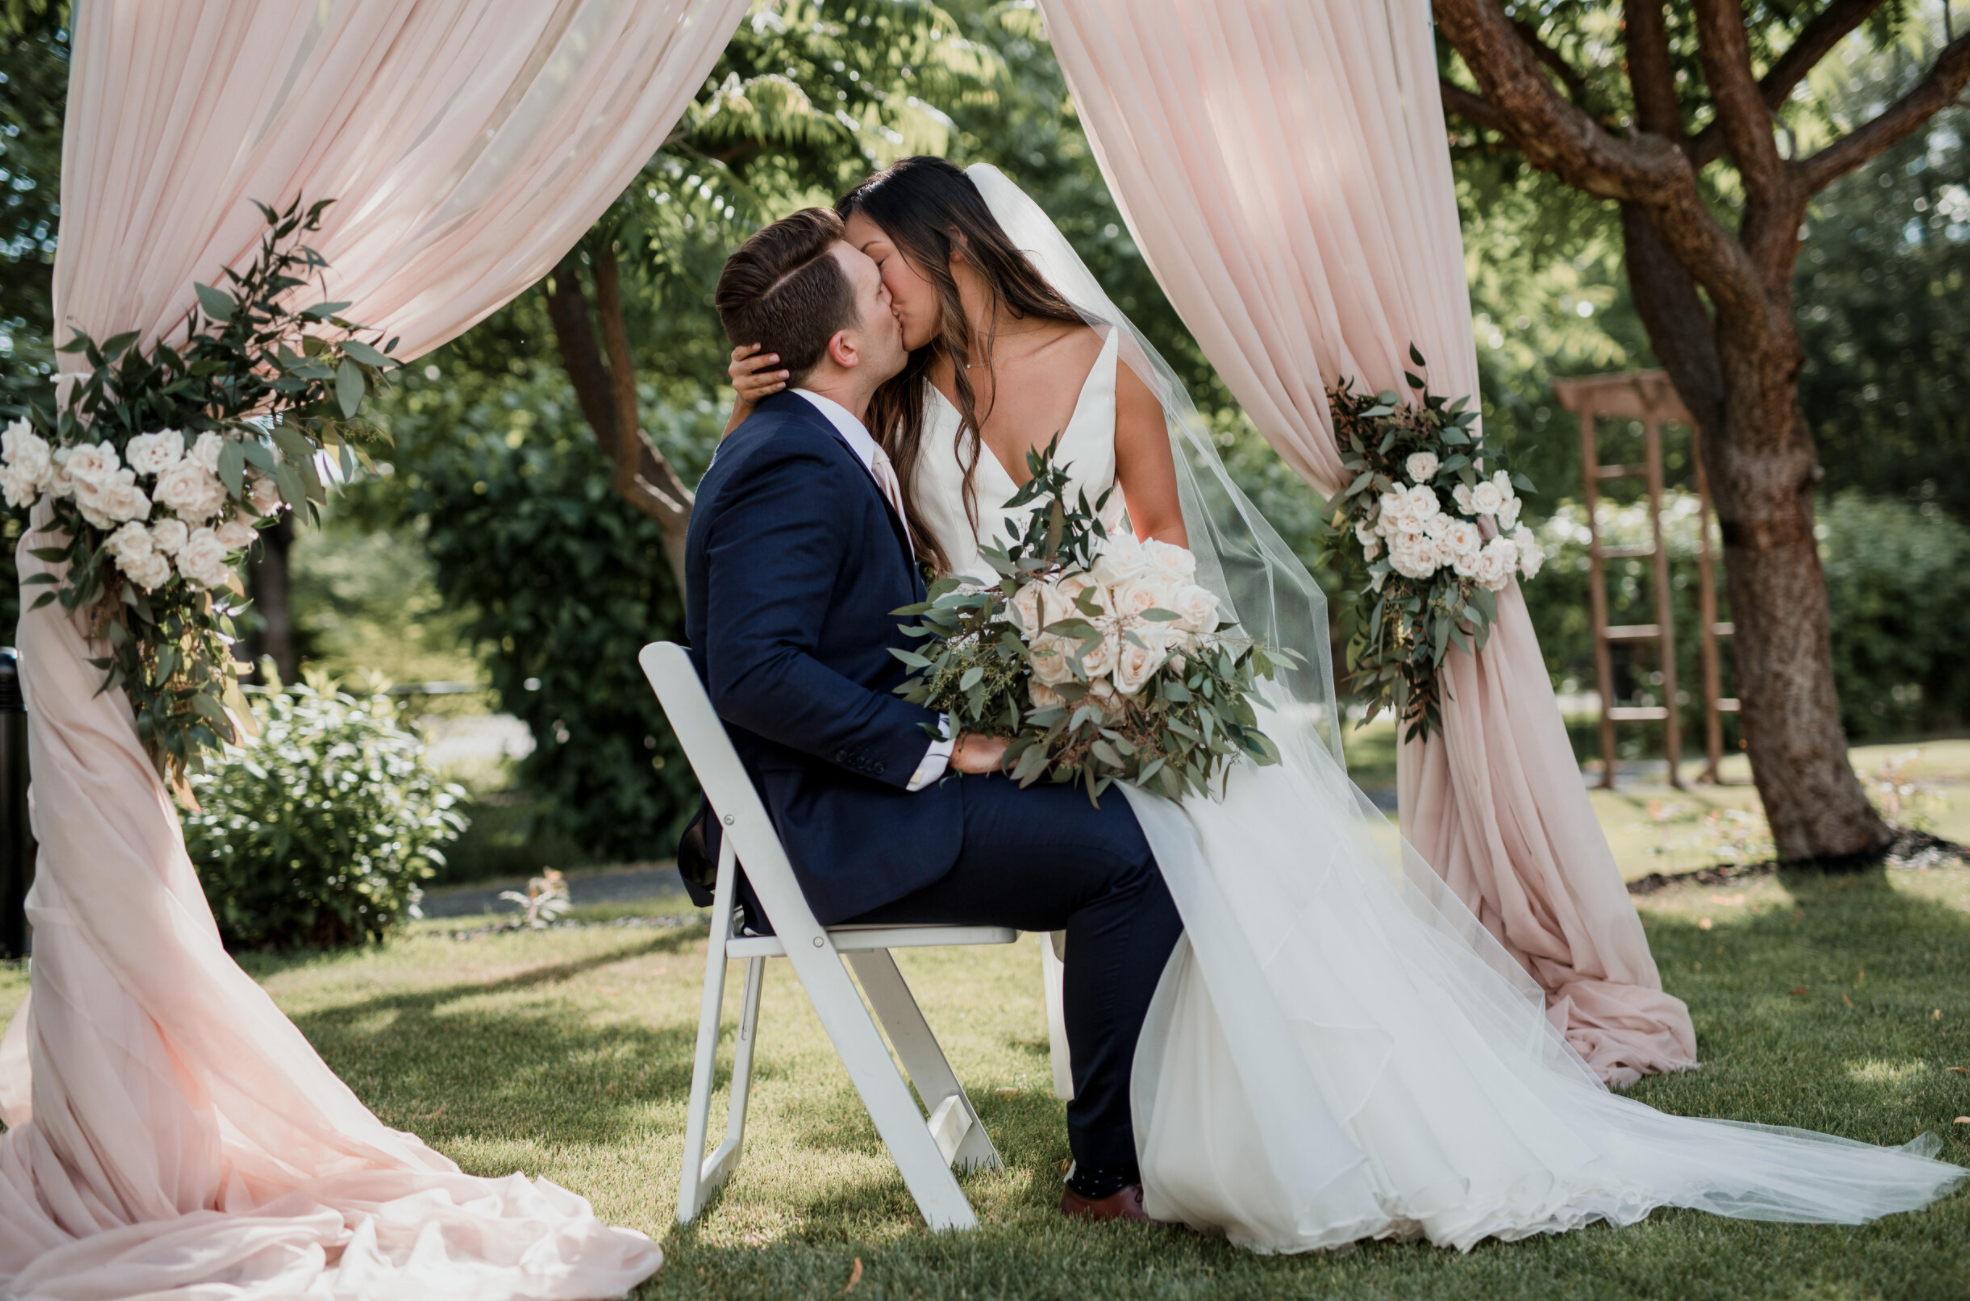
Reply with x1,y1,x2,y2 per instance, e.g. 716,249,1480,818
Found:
930,328,1117,490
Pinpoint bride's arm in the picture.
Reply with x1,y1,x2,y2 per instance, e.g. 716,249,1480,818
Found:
1113,362,1188,549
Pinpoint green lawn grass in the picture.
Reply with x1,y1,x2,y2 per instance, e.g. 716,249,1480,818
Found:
8,865,1962,1299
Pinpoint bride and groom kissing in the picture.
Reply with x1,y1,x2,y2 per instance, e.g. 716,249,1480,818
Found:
687,156,1964,1250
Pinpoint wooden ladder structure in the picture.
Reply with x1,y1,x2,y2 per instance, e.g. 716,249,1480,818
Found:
1552,371,1736,790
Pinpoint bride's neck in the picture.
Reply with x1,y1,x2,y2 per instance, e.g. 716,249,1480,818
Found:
953,264,1033,364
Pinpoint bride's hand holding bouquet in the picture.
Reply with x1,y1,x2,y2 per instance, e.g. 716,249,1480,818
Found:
890,438,1294,802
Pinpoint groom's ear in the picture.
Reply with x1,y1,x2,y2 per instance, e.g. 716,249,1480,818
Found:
822,326,861,371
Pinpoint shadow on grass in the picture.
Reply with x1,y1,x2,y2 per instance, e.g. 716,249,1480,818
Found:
280,932,708,1151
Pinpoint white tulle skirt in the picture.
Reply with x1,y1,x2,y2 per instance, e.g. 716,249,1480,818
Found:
1120,759,1966,1253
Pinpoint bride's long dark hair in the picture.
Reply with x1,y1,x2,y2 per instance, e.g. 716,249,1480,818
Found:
836,156,1085,571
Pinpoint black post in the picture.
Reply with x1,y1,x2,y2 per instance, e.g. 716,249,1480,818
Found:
0,647,32,960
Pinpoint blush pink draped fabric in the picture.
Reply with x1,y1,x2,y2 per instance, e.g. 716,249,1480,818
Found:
2,2,749,1296
1039,0,1696,1083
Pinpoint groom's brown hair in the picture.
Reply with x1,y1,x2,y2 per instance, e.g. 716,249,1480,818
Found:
715,208,857,386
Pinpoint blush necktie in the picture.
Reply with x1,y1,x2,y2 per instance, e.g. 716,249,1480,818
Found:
869,444,913,554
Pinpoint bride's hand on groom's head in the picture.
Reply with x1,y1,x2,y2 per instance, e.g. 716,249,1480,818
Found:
952,733,1010,775
722,343,791,435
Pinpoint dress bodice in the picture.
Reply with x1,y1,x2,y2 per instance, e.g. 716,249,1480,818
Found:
912,327,1124,581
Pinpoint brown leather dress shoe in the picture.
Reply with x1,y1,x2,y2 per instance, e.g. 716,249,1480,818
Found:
1061,1182,1150,1222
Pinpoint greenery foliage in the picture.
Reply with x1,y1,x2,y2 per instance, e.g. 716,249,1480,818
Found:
895,440,1286,801
2,201,397,794
182,671,464,949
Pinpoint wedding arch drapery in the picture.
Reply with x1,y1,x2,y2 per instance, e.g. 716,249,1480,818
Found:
1038,0,1698,1084
1,1,749,1296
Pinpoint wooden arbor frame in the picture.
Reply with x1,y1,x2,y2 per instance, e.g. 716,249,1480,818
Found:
1551,371,1736,789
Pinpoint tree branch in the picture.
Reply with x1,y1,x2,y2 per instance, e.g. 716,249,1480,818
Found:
1625,0,1682,137
1439,78,1509,132
1692,0,1791,206
1796,33,1970,192
1435,0,1769,325
1512,17,1594,106
1688,0,1886,167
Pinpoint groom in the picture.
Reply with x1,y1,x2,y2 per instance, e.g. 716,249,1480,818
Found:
688,208,1182,1221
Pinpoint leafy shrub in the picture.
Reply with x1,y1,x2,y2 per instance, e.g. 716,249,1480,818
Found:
183,673,466,948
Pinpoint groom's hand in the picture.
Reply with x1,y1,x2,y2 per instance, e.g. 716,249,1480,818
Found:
951,733,1009,775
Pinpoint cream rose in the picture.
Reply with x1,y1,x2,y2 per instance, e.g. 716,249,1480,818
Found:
154,460,228,524
1513,525,1544,580
176,528,233,589
1053,572,1112,621
215,517,259,550
1451,483,1476,516
1475,536,1518,591
1470,480,1506,518
1168,583,1221,634
1109,573,1182,622
1,462,41,509
62,442,121,487
1029,680,1067,712
75,468,151,529
1139,538,1197,578
1388,531,1438,580
149,518,189,554
1113,625,1172,696
1404,482,1442,525
1089,532,1150,586
246,471,283,517
1074,627,1120,680
190,431,227,474
1443,518,1481,557
1010,579,1061,637
103,521,156,566
1028,634,1075,686
119,549,172,592
124,431,185,476
2,420,52,481
1406,451,1440,483
1376,489,1413,532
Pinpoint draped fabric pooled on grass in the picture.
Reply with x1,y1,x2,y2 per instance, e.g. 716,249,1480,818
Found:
1,2,748,1296
1038,0,1697,1083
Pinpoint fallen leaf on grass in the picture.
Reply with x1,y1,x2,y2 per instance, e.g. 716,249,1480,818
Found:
1698,918,1713,931
1842,994,1854,1007
993,1087,1019,1098
844,1257,863,1292
1790,986,1810,996
1957,1118,1970,1126
1948,1066,1967,1075
1936,1009,1945,1021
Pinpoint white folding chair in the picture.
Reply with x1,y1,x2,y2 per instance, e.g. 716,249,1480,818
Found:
639,641,1012,1231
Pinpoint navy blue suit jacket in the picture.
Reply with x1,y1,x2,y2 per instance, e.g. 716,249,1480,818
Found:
684,391,964,924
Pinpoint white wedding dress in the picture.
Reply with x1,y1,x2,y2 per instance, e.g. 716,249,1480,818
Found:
910,276,1966,1252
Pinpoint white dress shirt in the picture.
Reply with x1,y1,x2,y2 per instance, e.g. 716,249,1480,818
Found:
793,388,953,791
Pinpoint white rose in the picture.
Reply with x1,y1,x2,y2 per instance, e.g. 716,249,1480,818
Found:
1,461,41,509
1406,451,1440,483
1422,512,1452,541
154,459,228,524
1053,572,1112,621
1029,680,1067,712
1470,480,1506,518
74,468,150,529
149,517,189,555
118,549,172,592
124,430,185,476
1443,518,1482,557
175,527,233,589
103,520,155,566
1361,534,1382,561
215,517,259,551
190,431,226,474
1451,483,1476,516
1404,482,1441,525
1109,573,1182,621
1514,525,1544,580
1028,634,1075,686
1139,538,1197,578
246,471,283,517
62,442,121,487
1010,579,1061,637
1088,532,1150,586
1354,518,1378,548
2,420,52,482
1113,625,1172,696
1498,495,1523,531
1376,490,1411,532
1075,626,1120,680
1428,532,1460,570
1388,531,1438,580
1169,583,1221,634
1491,469,1516,500
1475,536,1518,591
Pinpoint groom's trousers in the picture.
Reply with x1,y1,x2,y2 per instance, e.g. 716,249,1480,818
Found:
842,774,1182,1172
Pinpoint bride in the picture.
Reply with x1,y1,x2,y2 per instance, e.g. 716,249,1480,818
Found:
724,157,1965,1252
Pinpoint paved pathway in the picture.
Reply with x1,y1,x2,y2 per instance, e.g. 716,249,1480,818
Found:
421,864,690,919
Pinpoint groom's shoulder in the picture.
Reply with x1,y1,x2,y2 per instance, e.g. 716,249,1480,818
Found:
706,395,852,488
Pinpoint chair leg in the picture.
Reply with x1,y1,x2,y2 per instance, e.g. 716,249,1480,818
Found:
695,956,764,1199
677,837,741,1226
847,949,1003,1174
786,944,980,1230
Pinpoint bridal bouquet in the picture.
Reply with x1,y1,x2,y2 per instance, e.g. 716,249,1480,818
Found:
1,198,396,797
1320,346,1543,741
891,440,1291,802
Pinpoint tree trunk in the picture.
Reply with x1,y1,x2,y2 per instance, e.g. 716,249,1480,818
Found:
246,514,297,683
1624,207,1891,862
